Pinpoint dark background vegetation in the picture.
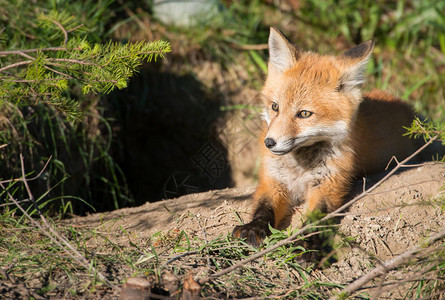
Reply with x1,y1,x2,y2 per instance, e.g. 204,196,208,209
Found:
0,0,444,216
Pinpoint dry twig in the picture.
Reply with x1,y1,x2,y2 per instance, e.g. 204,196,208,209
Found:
331,229,445,299
48,18,68,45
0,154,114,287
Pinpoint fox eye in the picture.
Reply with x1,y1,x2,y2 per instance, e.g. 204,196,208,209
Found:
271,102,279,112
297,110,313,118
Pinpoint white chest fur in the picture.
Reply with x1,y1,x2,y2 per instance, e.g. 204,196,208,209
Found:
263,145,337,207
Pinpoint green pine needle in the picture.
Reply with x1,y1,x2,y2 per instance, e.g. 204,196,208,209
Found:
0,11,171,121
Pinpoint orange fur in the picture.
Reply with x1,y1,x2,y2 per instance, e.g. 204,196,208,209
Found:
233,28,428,247
352,89,420,174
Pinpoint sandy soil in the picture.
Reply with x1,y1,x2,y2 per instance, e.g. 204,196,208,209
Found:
68,163,445,298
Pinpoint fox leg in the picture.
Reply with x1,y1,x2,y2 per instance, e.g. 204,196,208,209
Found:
306,172,351,214
233,178,291,247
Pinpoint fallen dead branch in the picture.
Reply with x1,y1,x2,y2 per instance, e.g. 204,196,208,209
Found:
331,228,445,299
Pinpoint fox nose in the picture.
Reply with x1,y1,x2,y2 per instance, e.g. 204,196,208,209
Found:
264,138,276,149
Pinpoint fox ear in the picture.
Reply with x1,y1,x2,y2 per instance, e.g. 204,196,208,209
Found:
337,40,374,94
268,27,298,74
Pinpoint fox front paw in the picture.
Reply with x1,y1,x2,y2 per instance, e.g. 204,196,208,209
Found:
232,220,271,247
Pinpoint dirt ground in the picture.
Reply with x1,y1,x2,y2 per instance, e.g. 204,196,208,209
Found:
70,162,445,298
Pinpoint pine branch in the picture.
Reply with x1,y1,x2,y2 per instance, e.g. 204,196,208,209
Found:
0,10,171,121
0,47,79,56
0,60,33,73
46,58,101,66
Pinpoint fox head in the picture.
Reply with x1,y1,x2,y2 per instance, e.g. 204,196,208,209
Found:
262,27,374,155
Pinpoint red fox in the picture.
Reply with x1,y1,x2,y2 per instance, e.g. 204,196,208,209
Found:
233,28,437,247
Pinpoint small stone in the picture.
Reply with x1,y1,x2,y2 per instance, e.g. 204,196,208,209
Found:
182,272,201,299
162,271,179,294
126,277,151,290
119,277,152,300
